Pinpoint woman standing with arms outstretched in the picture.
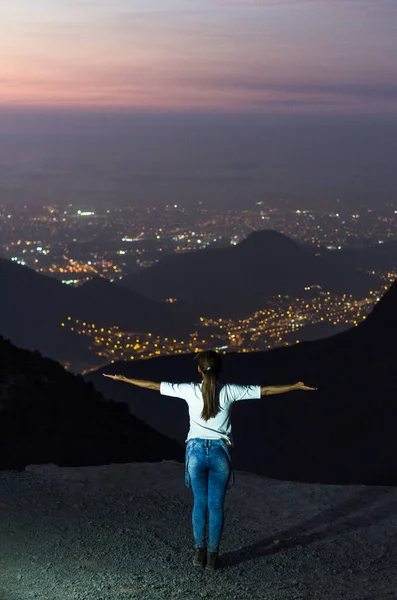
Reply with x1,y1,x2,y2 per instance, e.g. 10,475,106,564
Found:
104,350,316,570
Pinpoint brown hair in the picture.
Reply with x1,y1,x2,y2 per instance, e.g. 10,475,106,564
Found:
195,350,223,421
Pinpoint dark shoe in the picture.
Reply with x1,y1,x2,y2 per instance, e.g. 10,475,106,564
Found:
192,547,206,568
205,551,219,570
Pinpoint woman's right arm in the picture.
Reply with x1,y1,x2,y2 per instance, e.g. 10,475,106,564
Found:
261,381,317,396
103,374,160,391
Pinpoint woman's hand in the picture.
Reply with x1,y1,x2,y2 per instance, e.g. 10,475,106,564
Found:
103,373,129,382
294,381,317,391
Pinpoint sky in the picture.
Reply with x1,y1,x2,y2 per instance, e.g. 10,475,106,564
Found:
0,0,396,115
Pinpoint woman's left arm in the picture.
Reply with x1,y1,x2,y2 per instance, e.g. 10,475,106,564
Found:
261,381,317,396
103,374,160,391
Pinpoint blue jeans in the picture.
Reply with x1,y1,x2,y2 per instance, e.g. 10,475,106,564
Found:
185,438,232,552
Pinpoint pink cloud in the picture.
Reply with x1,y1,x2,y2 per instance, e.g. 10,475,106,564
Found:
0,0,395,114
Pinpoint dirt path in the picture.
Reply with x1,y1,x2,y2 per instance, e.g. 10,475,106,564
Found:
0,461,396,600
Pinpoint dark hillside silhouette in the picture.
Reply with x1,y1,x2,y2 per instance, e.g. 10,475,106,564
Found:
0,258,190,369
0,335,184,470
126,229,382,318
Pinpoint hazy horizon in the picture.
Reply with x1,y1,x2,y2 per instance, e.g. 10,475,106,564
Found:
0,112,396,210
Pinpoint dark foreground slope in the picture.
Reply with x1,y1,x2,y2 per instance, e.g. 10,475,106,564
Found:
0,336,184,470
87,280,397,485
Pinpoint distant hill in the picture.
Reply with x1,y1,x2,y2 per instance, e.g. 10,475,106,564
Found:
0,335,184,470
87,279,397,485
125,230,382,319
0,258,191,370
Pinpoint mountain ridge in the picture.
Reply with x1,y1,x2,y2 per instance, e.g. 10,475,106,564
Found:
126,229,382,318
0,257,190,370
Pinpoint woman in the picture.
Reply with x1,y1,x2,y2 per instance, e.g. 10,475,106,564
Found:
103,350,316,571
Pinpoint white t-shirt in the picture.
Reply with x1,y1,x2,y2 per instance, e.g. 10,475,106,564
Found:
160,381,261,446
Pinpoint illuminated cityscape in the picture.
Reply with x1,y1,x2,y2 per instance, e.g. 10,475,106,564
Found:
1,200,395,372
1,201,396,285
61,287,389,373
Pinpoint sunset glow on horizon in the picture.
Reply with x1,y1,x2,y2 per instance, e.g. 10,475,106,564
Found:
1,0,396,114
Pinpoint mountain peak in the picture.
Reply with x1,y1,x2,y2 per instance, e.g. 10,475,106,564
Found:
236,229,306,260
238,229,300,250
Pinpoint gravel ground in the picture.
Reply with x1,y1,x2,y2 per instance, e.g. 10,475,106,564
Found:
0,461,396,600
